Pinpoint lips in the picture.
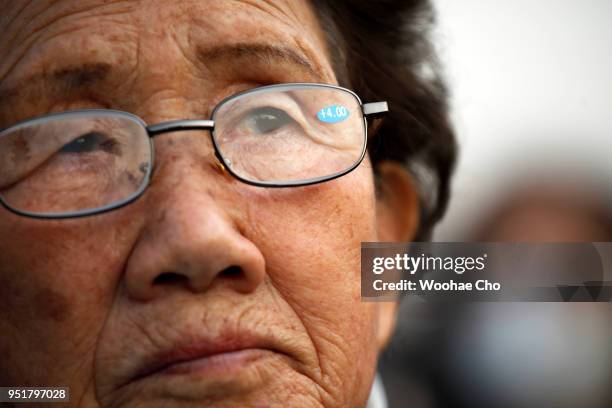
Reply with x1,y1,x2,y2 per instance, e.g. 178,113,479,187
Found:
129,331,282,383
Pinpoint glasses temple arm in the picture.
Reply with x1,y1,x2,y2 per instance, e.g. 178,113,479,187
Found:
362,101,389,119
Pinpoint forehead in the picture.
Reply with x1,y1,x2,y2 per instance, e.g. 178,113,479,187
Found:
0,0,335,122
0,0,326,53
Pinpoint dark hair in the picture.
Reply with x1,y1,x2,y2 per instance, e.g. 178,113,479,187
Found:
313,0,456,239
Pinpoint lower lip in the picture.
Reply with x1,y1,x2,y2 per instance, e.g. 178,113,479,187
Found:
160,348,269,376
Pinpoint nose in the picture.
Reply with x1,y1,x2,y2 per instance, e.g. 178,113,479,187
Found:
123,176,266,301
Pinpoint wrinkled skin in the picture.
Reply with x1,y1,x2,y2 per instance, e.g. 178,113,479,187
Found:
0,1,412,407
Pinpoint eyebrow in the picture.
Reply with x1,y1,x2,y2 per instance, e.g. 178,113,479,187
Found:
0,43,321,119
0,62,111,116
197,43,320,78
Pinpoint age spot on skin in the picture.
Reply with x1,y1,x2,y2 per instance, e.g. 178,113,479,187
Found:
11,135,31,162
34,287,71,323
122,170,138,186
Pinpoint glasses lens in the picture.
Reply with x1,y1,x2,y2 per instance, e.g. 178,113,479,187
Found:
212,85,366,185
0,112,151,216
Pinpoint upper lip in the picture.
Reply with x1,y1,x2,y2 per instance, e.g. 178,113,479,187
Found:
129,330,280,383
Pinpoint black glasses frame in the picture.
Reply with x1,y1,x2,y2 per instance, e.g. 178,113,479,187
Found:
0,83,388,219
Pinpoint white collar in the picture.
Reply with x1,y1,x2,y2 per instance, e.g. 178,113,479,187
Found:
366,373,388,408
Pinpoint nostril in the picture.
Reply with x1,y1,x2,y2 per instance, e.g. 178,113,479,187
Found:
220,265,243,278
151,266,246,293
153,272,188,286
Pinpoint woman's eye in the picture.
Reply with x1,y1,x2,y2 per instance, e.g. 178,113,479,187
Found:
60,131,117,154
242,107,295,135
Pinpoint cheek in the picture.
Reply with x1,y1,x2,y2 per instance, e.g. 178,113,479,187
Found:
243,163,380,401
244,164,376,294
0,211,140,385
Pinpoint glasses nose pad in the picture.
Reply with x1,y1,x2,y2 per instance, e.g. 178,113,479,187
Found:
216,161,227,174
213,150,229,176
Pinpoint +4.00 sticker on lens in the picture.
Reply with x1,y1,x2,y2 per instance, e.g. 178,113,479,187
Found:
317,105,349,124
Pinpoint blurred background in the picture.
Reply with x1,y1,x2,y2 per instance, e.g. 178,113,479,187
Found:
378,1,612,407
433,0,612,240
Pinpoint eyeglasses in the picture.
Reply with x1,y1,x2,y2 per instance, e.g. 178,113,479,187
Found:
0,83,388,219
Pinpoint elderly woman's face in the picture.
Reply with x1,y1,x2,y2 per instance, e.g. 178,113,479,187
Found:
0,1,411,407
